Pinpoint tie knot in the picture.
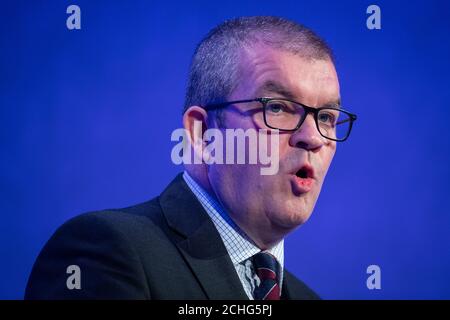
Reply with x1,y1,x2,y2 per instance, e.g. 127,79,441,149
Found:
252,252,280,281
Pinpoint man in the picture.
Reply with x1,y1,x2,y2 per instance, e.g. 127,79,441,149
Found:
25,16,356,300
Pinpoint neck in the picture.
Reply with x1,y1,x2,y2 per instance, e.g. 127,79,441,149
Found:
185,166,289,250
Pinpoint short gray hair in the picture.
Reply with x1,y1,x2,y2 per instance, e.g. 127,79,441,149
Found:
183,16,334,115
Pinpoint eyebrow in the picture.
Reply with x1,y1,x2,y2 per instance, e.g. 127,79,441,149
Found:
257,80,341,108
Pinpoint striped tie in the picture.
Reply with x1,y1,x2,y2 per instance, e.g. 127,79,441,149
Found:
252,252,281,300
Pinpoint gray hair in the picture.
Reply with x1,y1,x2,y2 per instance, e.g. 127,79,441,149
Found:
183,16,334,116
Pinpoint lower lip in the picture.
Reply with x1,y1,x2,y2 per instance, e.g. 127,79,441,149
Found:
291,175,314,194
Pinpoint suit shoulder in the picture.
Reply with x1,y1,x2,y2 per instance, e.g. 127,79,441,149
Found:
24,198,164,299
57,197,165,237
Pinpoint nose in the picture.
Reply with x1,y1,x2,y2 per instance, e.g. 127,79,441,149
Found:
289,114,325,151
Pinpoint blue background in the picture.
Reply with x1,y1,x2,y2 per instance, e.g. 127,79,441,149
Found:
1,0,449,299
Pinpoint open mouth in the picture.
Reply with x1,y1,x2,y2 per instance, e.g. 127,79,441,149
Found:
295,165,314,180
292,164,315,194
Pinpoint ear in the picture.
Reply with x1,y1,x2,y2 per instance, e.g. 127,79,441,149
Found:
183,106,209,163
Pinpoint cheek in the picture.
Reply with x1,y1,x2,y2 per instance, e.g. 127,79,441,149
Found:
319,144,336,175
277,135,292,156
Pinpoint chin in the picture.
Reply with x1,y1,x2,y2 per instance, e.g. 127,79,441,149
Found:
269,207,312,230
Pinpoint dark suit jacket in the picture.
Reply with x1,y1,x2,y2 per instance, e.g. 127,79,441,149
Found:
25,174,320,300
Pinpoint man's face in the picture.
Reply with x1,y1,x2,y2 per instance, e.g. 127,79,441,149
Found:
207,46,340,247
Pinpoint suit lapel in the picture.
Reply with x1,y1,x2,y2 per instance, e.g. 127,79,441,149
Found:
281,269,321,300
159,173,249,300
281,272,292,300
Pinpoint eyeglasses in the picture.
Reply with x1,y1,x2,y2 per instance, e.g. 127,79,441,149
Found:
203,97,357,142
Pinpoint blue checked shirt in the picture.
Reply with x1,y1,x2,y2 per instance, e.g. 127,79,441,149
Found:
183,171,284,300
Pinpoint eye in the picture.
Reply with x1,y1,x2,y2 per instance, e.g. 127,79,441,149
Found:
266,101,288,115
318,111,336,126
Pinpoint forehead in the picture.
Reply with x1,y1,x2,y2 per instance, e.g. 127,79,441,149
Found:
233,46,340,107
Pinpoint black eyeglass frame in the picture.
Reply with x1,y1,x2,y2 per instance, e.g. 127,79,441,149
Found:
203,97,357,142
